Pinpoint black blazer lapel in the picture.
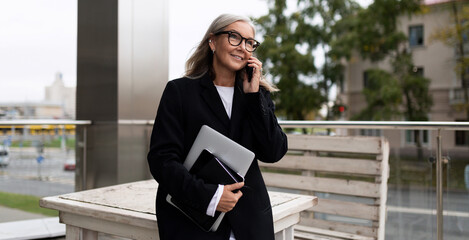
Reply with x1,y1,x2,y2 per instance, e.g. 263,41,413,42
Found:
199,75,231,129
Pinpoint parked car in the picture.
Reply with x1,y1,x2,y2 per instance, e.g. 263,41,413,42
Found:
64,158,75,171
0,145,10,167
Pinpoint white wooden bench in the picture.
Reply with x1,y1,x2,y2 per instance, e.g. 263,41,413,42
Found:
259,134,390,240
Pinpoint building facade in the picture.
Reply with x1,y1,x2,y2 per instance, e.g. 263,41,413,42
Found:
338,0,469,158
45,72,76,119
0,72,75,120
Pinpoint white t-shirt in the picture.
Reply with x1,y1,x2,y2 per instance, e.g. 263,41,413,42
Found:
215,85,234,119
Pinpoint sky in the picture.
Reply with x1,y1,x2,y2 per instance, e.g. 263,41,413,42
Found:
0,0,77,102
0,0,371,103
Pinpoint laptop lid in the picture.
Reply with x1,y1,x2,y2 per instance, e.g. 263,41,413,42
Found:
183,125,255,177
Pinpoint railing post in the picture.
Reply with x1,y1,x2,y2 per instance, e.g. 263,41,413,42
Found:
82,126,87,190
436,128,443,240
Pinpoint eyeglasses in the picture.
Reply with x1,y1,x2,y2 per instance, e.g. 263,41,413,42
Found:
215,31,260,52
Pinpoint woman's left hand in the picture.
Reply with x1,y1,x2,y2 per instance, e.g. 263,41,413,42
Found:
243,56,262,93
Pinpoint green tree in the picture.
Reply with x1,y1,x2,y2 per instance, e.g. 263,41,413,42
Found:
393,50,433,159
331,0,420,61
333,0,432,159
431,1,469,120
300,0,360,121
333,0,431,119
392,50,433,122
256,1,322,120
255,0,358,120
351,69,402,120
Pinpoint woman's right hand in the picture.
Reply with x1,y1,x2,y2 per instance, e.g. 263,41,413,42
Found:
216,182,244,212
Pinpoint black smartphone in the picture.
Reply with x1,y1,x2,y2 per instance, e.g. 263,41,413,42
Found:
245,65,253,82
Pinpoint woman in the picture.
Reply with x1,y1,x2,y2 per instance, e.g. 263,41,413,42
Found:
147,14,287,240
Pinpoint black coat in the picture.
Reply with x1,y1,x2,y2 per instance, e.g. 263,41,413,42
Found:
147,73,288,240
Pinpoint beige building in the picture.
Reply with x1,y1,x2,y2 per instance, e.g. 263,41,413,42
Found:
338,0,469,157
0,72,75,120
0,102,63,119
45,72,76,119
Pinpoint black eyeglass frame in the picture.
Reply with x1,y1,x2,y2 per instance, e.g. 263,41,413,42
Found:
215,31,260,52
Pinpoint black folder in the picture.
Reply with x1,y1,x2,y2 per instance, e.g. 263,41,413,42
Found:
190,149,244,184
167,149,244,232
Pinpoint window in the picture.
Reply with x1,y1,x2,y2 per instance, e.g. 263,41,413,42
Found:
455,120,469,146
464,67,469,86
412,67,424,76
405,130,429,145
455,131,468,146
409,25,424,47
363,71,369,89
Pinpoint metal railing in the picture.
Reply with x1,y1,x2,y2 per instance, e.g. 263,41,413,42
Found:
2,119,468,240
277,120,469,240
0,119,92,126
0,119,92,191
115,119,469,130
278,120,469,130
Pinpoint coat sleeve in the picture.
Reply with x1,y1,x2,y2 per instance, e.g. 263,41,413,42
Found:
147,80,217,211
244,88,288,163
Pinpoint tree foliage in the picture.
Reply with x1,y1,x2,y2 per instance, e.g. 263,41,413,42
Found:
333,0,432,122
331,0,420,61
351,69,402,120
304,0,361,120
255,0,359,120
255,0,432,123
392,50,433,121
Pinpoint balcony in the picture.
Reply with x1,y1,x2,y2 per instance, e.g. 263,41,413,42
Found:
0,120,468,240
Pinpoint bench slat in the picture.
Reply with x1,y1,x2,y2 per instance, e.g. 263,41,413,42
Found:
259,156,382,176
294,231,345,240
309,198,379,221
295,225,375,240
299,219,377,239
287,135,383,154
262,172,382,198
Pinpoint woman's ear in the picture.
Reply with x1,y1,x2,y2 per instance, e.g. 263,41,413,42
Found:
208,34,215,52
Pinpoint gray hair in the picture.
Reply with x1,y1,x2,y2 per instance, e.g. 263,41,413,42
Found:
184,13,278,92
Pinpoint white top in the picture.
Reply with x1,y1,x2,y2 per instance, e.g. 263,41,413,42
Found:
215,85,234,119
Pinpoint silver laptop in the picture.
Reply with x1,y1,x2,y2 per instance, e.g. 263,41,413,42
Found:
183,125,255,176
167,125,255,232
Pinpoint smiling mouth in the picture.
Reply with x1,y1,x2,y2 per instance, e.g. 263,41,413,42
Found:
231,54,244,60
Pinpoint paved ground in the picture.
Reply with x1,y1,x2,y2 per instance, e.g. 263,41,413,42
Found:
0,205,47,223
0,206,128,240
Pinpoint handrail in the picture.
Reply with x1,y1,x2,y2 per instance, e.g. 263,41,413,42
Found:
98,119,469,131
0,119,92,126
2,119,469,130
278,120,469,130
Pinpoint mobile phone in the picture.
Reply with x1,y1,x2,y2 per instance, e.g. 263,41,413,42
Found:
245,65,253,82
